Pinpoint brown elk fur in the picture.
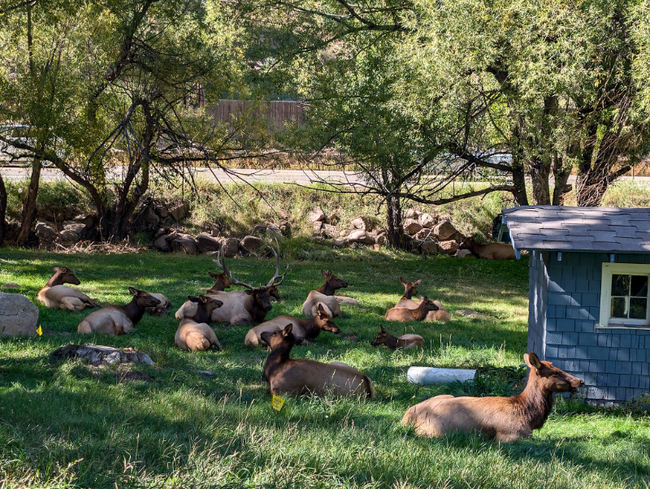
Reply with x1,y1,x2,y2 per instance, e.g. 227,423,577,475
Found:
394,278,451,322
262,324,374,398
77,288,159,335
245,303,340,347
175,295,224,351
38,267,98,311
401,352,584,443
146,293,172,316
301,270,349,317
370,325,424,349
459,237,515,260
385,296,439,322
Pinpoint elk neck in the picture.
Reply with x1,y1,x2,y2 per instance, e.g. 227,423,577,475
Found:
122,297,147,324
316,280,337,296
263,341,294,382
510,370,554,430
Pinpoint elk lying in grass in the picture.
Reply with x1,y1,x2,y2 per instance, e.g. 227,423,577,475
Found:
245,303,340,347
146,293,172,316
38,267,99,311
395,277,451,322
401,352,584,443
262,324,374,398
385,296,439,322
77,288,159,335
176,242,287,326
301,270,352,317
459,237,515,260
370,325,424,350
175,295,224,351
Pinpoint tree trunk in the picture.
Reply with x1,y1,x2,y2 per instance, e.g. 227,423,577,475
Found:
551,155,572,206
0,172,7,246
16,158,42,245
385,192,408,249
529,158,551,205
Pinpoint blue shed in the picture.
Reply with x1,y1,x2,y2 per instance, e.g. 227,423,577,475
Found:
502,206,650,403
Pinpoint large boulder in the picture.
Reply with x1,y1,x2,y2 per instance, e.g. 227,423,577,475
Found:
313,221,323,234
240,235,263,254
403,219,423,236
170,203,189,221
140,207,160,227
0,292,38,337
437,240,459,255
171,236,197,254
321,223,340,239
347,229,374,245
434,220,458,241
419,213,435,228
308,207,326,223
419,240,439,254
266,222,282,238
196,233,221,254
35,219,57,241
153,234,171,252
223,237,239,257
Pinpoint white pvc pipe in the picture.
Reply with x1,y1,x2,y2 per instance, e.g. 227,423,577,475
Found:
407,367,476,385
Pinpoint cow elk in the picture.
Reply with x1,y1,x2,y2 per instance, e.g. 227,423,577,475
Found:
370,325,424,350
245,303,340,347
146,293,172,316
401,351,584,443
385,296,439,322
301,270,352,317
261,324,374,398
38,267,99,311
459,237,515,260
176,242,287,326
77,287,159,335
395,277,451,322
175,295,224,351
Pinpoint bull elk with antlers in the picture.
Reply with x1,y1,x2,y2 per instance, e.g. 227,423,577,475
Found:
176,241,288,326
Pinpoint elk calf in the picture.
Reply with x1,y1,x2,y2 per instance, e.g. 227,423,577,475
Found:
262,324,374,398
245,303,340,347
370,325,424,349
38,267,98,311
459,237,515,260
175,295,224,351
385,296,439,322
77,288,159,335
401,352,584,443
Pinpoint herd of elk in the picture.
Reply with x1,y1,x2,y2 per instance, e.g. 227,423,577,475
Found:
301,270,351,317
262,324,374,398
394,277,451,322
38,267,99,311
175,295,224,351
77,287,159,335
459,236,515,260
370,325,424,350
401,352,584,442
245,303,340,347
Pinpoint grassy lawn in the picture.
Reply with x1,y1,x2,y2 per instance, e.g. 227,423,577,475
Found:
0,249,649,488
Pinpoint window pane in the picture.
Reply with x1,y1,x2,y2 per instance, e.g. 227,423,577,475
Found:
612,275,630,296
630,298,647,319
611,297,627,318
631,276,648,297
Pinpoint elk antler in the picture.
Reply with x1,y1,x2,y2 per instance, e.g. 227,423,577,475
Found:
213,245,255,290
266,238,289,287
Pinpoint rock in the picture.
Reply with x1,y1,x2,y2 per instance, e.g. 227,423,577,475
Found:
170,203,189,221
351,217,366,230
266,222,282,238
321,223,339,239
251,224,267,236
437,240,459,255
3,283,20,289
414,228,437,242
404,207,420,219
154,204,169,218
324,208,340,225
419,213,435,228
313,221,323,234
34,219,57,241
420,241,439,254
59,229,81,243
240,235,263,254
455,249,473,258
141,206,160,227
334,238,348,247
154,228,167,239
196,233,221,254
279,220,291,237
434,220,458,241
403,219,423,235
0,292,38,337
51,344,155,366
308,207,326,223
223,237,239,257
210,227,221,237
347,229,374,245
153,234,171,252
74,213,96,227
171,236,197,254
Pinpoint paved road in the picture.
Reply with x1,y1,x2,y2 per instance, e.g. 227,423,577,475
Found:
2,166,650,186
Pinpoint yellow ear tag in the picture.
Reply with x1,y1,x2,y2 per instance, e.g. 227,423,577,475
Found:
36,325,43,336
272,395,285,411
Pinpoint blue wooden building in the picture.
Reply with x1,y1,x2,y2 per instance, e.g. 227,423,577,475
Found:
502,206,650,403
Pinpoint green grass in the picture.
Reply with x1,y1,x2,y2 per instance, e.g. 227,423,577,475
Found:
1,249,649,488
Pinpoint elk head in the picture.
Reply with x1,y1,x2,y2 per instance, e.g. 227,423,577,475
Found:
370,325,392,347
399,277,421,299
314,303,340,334
525,352,584,394
49,266,81,286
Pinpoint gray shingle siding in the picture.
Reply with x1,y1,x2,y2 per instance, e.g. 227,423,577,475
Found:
528,250,650,403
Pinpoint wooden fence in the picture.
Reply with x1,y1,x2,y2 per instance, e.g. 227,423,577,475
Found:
205,100,305,129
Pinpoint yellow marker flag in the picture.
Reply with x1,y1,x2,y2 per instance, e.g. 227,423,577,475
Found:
272,395,285,411
36,325,43,336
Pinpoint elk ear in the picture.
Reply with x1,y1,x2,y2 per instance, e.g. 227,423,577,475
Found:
53,267,61,272
283,324,293,335
524,351,542,370
208,272,219,279
422,295,428,302
245,290,253,296
380,325,387,333
399,277,406,284
188,296,200,303
320,270,328,277
199,296,209,304
128,287,138,296
414,279,422,287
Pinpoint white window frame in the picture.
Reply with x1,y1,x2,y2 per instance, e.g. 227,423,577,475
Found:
599,263,650,329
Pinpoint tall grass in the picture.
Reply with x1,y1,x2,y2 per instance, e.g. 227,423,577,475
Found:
0,249,649,488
